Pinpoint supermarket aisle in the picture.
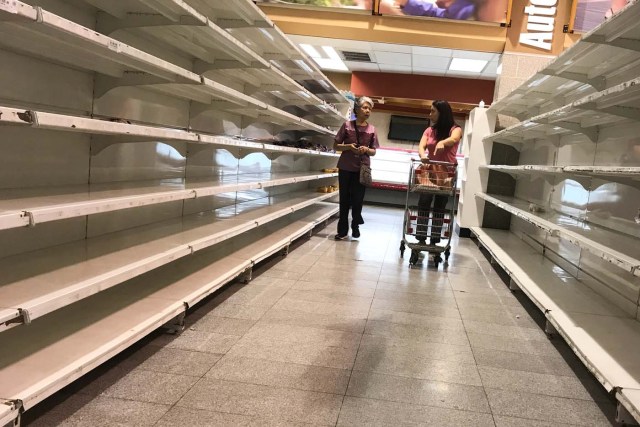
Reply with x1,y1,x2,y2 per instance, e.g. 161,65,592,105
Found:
24,206,616,426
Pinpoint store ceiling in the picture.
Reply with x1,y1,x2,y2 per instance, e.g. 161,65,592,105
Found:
289,35,501,80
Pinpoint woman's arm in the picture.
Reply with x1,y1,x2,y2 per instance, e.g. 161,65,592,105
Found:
333,123,357,152
434,127,462,155
418,132,429,161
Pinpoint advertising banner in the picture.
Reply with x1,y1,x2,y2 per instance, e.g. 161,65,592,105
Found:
257,0,509,23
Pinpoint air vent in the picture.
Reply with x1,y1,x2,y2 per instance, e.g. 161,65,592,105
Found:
341,51,371,62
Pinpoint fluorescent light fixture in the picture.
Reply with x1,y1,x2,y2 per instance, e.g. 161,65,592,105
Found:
300,43,320,58
298,44,348,72
449,58,487,73
496,64,502,75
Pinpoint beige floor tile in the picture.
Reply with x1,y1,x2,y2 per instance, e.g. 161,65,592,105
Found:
374,288,458,306
177,378,343,425
462,319,548,341
467,332,558,356
283,288,373,307
260,308,367,333
156,329,240,354
485,388,614,426
101,370,198,405
368,308,465,330
38,396,169,427
346,371,490,413
291,280,377,296
242,323,361,349
273,297,371,319
493,415,582,427
189,315,257,336
364,319,470,346
337,397,495,427
201,301,270,321
371,298,461,319
207,355,350,394
118,346,222,377
358,334,475,365
155,406,315,427
471,347,575,377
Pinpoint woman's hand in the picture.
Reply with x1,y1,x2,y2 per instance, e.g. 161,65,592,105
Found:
420,156,429,163
434,141,447,155
357,146,369,155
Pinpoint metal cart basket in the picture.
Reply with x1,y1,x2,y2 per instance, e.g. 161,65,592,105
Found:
400,159,458,268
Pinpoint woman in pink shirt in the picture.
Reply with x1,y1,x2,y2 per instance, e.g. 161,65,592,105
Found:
417,100,462,245
333,96,380,240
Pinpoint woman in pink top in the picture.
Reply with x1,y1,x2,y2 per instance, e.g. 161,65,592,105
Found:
416,100,462,245
333,96,380,240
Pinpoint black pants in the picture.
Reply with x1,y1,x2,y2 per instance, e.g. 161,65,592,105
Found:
337,169,366,236
417,193,448,241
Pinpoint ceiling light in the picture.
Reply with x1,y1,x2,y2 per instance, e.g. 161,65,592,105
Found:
449,58,487,73
300,43,320,58
298,44,348,72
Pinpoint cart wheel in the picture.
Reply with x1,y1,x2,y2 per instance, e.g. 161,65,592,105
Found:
409,250,419,266
433,255,442,268
400,241,405,258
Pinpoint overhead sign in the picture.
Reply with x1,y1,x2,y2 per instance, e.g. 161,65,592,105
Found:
519,0,558,51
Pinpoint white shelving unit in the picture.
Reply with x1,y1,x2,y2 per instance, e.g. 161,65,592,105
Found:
461,1,640,423
0,0,347,423
490,0,640,120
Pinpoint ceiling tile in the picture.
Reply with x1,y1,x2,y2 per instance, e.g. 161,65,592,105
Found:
371,42,412,53
378,64,412,73
411,46,452,57
374,51,411,65
451,49,496,61
412,68,446,76
445,70,480,79
344,61,380,72
483,61,499,74
413,55,451,70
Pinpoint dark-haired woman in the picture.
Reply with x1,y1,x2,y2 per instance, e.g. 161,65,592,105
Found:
416,100,462,245
333,96,380,240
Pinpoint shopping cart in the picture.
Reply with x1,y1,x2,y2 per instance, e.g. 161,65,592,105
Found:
400,159,457,268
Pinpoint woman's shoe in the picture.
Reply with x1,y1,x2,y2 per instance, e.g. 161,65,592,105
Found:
334,234,348,241
352,227,360,238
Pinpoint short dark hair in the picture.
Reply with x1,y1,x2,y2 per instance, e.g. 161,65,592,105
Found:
431,100,456,142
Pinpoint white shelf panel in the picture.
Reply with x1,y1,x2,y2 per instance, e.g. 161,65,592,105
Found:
0,400,19,427
484,165,564,177
0,191,335,330
472,227,640,394
88,0,269,69
477,193,640,276
0,172,337,229
487,164,640,187
490,0,640,120
617,389,640,425
0,203,337,410
0,4,325,131
176,0,347,106
486,77,640,146
0,106,339,155
0,2,199,84
0,210,29,232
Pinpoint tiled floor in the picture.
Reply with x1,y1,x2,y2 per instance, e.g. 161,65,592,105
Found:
24,206,617,426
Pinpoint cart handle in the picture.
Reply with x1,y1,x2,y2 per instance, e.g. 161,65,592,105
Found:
411,158,458,166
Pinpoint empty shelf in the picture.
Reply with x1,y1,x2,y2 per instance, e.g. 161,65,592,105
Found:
472,227,640,394
617,389,640,425
87,0,269,69
0,1,199,84
485,77,640,147
486,164,640,188
0,172,337,230
477,193,640,276
0,203,336,412
0,106,339,155
484,165,564,178
0,400,19,427
193,0,346,105
490,0,640,119
0,191,335,330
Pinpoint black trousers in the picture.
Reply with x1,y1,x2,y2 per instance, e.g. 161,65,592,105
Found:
337,169,366,236
416,193,449,241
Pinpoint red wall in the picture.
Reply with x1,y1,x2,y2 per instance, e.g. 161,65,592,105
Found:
351,72,495,104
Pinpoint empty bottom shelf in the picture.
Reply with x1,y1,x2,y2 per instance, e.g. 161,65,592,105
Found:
618,389,640,425
471,227,640,397
0,203,337,413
